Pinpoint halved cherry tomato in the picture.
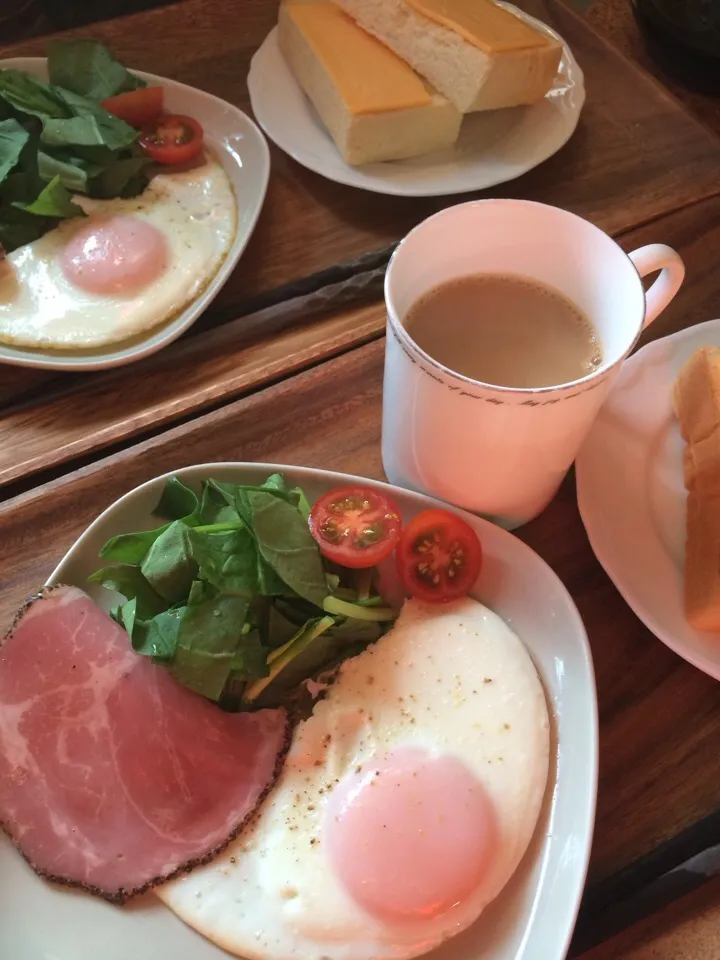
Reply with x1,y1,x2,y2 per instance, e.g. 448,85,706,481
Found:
101,86,164,127
309,485,402,569
396,508,482,603
139,114,204,165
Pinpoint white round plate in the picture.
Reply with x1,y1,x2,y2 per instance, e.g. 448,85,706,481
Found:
1,463,596,960
247,4,584,197
576,319,720,680
0,59,270,372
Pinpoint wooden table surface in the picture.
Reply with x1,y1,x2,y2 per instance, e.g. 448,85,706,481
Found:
2,0,720,955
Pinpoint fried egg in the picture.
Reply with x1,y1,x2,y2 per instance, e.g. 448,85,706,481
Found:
159,597,550,960
0,152,236,349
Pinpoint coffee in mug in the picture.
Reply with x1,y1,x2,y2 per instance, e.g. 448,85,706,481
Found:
403,272,603,390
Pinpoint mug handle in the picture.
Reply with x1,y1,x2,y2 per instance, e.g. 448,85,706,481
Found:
628,244,685,329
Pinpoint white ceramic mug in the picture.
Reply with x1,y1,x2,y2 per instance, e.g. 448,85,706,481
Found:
381,199,685,529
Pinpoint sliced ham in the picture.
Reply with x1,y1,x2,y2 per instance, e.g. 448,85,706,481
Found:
0,585,289,903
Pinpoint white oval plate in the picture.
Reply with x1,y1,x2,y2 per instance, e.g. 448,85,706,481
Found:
576,319,720,680
247,4,584,198
0,59,270,372
0,464,597,960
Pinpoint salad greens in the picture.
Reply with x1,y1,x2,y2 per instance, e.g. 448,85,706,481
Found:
0,39,152,255
90,474,396,709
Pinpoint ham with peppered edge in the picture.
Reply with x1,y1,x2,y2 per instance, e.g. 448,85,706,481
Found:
0,585,290,903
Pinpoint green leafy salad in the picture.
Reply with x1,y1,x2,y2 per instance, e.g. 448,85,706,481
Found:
90,474,397,711
0,39,152,254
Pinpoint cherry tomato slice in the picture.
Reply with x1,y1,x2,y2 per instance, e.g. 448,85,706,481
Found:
139,114,204,165
309,485,402,569
396,508,482,603
101,86,164,127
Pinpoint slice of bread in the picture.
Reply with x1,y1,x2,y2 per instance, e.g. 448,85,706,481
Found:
278,1,461,166
673,346,720,630
334,0,563,113
685,491,720,632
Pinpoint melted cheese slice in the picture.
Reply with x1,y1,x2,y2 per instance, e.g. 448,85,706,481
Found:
285,1,431,114
404,0,551,52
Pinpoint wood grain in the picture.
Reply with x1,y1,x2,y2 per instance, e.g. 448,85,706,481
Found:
1,337,719,887
4,193,720,493
2,0,720,324
0,297,385,490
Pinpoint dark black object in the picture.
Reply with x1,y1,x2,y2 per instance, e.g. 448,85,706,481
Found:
632,0,720,94
39,0,176,30
570,808,720,955
0,0,42,42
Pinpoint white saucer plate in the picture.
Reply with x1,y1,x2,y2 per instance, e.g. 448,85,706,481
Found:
577,319,720,680
1,464,596,960
247,4,585,198
0,59,270,372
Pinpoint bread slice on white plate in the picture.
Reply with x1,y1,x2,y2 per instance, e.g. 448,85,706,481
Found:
278,0,462,166
334,0,564,113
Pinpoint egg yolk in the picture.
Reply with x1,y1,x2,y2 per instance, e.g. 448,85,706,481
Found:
60,215,168,294
325,746,497,923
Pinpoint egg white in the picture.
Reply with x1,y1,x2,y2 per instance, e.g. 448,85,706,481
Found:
0,152,236,349
158,597,550,960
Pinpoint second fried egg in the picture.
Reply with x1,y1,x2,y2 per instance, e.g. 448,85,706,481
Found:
0,152,236,350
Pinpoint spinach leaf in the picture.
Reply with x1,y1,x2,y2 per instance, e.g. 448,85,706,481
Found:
43,88,137,152
178,587,250,658
47,38,146,100
111,598,181,659
99,481,205,566
188,526,256,596
140,520,197,603
86,149,150,199
197,481,241,525
187,524,289,599
37,146,146,197
168,647,235,701
248,491,329,607
37,148,96,191
0,70,68,120
256,553,289,596
234,474,306,524
207,478,240,503
99,522,172,564
0,127,70,251
134,606,185,659
13,174,85,218
168,587,265,701
263,473,289,494
292,486,311,521
154,475,199,521
100,478,209,566
0,119,29,181
2,163,41,205
0,208,50,251
88,564,167,619
114,596,137,636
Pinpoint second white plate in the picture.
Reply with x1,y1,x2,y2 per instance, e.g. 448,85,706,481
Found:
0,59,270,372
576,319,720,680
247,4,585,197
